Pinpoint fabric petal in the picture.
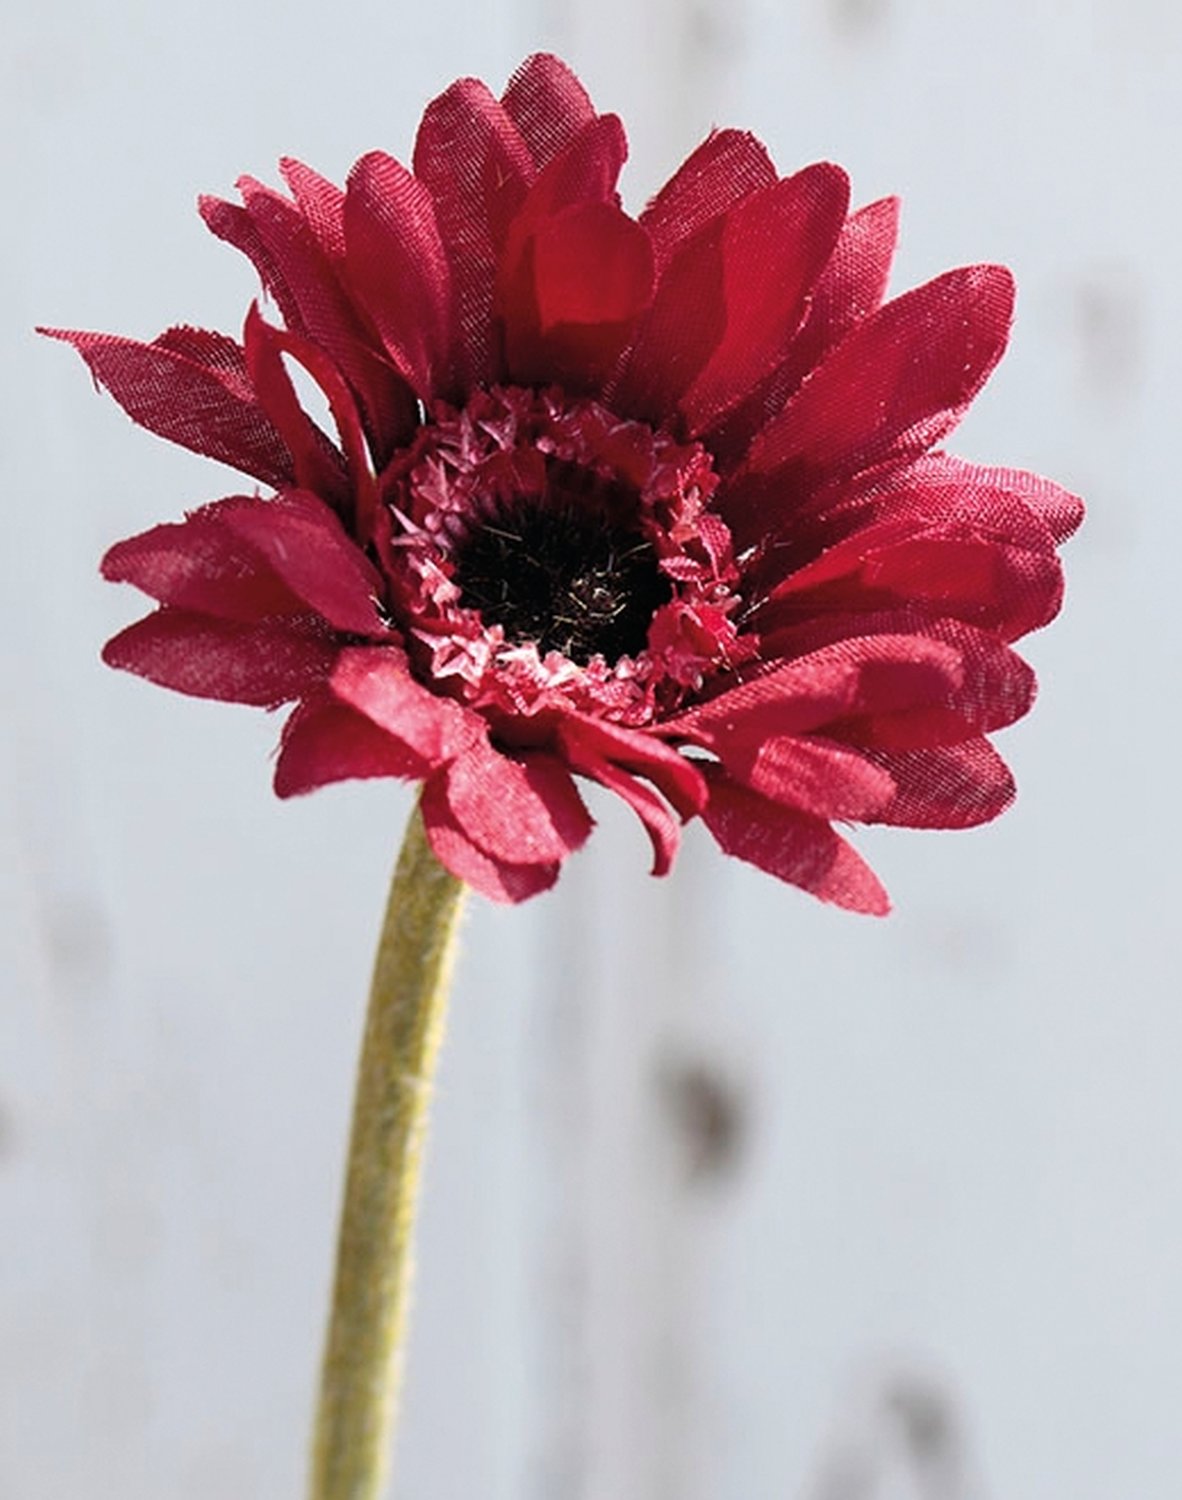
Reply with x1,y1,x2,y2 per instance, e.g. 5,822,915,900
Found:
240,305,349,506
917,453,1085,545
219,490,388,636
413,78,533,384
661,633,964,745
758,614,1035,747
556,714,707,820
277,157,346,259
500,201,654,388
639,129,776,274
716,734,897,821
343,151,456,399
709,195,901,466
202,183,416,465
444,742,593,863
557,731,682,876
40,325,294,487
102,499,302,621
743,264,1016,487
500,53,598,171
420,774,560,902
329,647,481,763
103,610,335,707
274,693,429,797
862,740,1015,828
701,769,889,914
678,164,851,434
242,310,378,539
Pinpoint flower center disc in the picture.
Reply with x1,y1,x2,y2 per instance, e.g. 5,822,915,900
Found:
452,461,671,665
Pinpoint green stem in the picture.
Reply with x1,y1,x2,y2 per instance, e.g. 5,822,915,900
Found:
308,805,467,1500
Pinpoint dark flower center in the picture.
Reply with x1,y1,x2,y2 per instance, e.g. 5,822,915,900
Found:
452,461,671,665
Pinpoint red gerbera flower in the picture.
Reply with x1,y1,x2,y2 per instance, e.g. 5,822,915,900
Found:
46,54,1081,911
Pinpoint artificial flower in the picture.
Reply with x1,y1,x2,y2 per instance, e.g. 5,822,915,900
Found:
46,53,1081,910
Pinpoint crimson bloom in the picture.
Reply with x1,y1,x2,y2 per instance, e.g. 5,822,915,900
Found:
49,55,1080,910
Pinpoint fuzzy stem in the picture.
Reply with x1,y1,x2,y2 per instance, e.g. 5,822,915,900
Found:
308,805,467,1500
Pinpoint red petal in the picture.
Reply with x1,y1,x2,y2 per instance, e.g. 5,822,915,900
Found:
420,775,560,902
40,326,293,487
413,78,532,385
640,129,776,274
678,164,851,433
501,201,654,388
101,500,302,621
219,490,387,636
241,305,349,506
756,614,1036,751
278,157,346,259
242,310,378,540
103,610,335,706
274,693,429,797
775,195,901,395
862,740,1015,828
760,517,1065,643
344,151,455,399
661,633,963,744
203,183,415,464
744,264,1016,486
918,453,1085,545
717,734,896,821
558,736,682,876
444,742,593,863
501,53,598,171
329,647,481,763
710,195,900,465
556,714,707,820
701,770,889,914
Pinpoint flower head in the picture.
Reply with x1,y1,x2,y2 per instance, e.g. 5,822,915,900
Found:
47,54,1081,909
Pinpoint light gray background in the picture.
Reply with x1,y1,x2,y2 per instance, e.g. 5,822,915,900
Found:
3,1,1175,1497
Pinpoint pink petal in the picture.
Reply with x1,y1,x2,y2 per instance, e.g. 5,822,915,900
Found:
413,78,533,385
344,151,456,399
744,264,1016,487
420,775,560,902
40,326,293,487
444,742,593,863
219,490,387,636
329,647,481,763
500,53,598,171
640,129,776,274
701,770,889,914
274,693,429,797
103,610,335,707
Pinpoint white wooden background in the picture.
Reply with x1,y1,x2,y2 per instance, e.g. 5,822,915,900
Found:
4,1,1177,1496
